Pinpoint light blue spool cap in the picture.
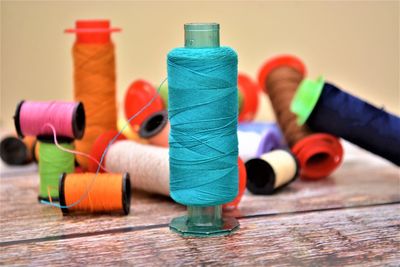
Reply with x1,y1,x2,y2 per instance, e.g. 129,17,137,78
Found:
184,23,220,48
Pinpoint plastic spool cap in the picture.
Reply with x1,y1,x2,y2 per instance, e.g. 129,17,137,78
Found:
257,55,307,94
184,23,220,48
169,23,239,238
291,77,325,125
238,73,260,122
65,19,121,44
139,110,170,148
88,130,127,172
124,80,165,132
292,133,343,180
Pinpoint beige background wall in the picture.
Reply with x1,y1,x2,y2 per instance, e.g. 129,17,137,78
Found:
1,1,399,130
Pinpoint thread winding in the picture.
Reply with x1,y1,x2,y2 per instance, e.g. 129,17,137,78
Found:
38,140,74,200
167,47,238,206
73,42,117,169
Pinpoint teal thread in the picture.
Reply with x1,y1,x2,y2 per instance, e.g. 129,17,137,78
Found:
167,47,239,206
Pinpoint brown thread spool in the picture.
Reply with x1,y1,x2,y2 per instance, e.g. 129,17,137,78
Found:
66,20,119,170
258,55,343,179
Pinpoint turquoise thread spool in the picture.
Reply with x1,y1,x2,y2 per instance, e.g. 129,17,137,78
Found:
168,23,239,237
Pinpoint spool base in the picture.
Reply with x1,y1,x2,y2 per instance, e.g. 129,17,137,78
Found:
170,205,239,237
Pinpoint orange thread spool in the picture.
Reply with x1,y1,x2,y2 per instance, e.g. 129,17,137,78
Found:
59,172,131,215
66,20,120,170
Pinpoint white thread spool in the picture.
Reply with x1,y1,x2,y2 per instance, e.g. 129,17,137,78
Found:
105,140,170,195
245,149,298,195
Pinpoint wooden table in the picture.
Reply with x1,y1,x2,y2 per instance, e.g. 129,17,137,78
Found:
0,142,399,266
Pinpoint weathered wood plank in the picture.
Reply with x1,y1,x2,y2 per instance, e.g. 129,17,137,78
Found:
0,143,399,243
1,204,399,266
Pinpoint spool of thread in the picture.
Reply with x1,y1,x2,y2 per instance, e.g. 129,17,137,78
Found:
237,124,283,162
246,149,298,195
38,138,75,201
238,73,260,122
258,55,343,180
168,23,239,237
59,172,131,215
0,136,37,165
139,110,170,147
66,20,119,169
14,101,85,139
292,77,400,166
124,79,165,132
88,130,246,208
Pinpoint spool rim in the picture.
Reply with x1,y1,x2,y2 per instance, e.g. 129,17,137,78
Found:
139,110,168,139
14,100,25,138
245,158,276,195
257,55,306,94
58,172,69,215
72,102,86,140
0,136,29,165
291,77,325,125
36,135,74,144
292,134,343,179
122,173,131,215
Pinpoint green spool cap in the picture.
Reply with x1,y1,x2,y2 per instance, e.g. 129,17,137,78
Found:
170,23,239,237
184,23,220,48
291,76,325,125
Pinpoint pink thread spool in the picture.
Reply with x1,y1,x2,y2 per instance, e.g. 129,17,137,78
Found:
14,101,85,139
139,110,170,147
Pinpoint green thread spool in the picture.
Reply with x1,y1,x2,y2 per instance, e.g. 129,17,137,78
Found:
38,140,74,201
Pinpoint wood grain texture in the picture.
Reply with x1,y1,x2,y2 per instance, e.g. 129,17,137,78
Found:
1,143,399,243
1,204,399,266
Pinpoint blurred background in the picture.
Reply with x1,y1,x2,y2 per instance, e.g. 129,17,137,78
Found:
1,1,399,130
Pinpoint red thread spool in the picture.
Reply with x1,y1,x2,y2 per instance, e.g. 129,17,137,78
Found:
223,157,247,210
238,73,260,122
88,130,127,172
124,80,165,132
258,55,343,180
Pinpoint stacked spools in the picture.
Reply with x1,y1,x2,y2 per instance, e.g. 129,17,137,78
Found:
257,55,343,180
14,100,85,201
66,20,119,170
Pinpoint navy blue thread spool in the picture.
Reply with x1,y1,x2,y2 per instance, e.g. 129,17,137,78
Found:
291,77,400,165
